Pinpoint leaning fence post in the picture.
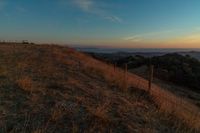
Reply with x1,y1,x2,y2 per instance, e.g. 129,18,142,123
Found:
148,65,154,93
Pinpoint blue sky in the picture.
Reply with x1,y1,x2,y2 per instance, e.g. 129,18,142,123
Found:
0,0,200,48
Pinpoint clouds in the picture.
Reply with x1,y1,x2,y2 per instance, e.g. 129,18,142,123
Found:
123,35,142,42
169,33,200,45
124,27,200,46
73,0,122,23
123,30,174,42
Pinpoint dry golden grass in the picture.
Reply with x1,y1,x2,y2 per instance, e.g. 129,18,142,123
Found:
92,102,110,122
0,43,198,132
39,43,200,131
51,108,63,122
69,46,200,131
16,76,34,93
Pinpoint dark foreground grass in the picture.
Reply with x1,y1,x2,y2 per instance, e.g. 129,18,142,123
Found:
0,43,197,133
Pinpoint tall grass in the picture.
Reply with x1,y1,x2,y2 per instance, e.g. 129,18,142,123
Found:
72,49,200,131
0,43,199,132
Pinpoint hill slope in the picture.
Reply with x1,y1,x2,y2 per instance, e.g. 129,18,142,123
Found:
0,44,199,132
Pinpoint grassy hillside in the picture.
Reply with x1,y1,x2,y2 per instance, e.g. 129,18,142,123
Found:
0,44,199,132
111,53,200,92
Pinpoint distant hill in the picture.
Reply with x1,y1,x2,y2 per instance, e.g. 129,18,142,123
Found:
0,44,199,132
86,51,200,61
179,51,200,61
87,52,200,107
88,52,200,92
150,53,200,91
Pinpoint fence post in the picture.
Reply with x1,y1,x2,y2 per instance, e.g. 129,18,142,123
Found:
148,65,154,93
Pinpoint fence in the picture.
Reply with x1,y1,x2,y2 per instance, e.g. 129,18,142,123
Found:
78,54,200,130
123,64,199,128
121,64,200,130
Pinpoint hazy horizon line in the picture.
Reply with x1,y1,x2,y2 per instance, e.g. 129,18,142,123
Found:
1,41,200,49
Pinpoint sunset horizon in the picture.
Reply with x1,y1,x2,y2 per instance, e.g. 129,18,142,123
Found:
1,0,200,48
1,1,200,132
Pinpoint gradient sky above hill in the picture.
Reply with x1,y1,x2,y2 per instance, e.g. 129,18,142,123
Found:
0,0,200,48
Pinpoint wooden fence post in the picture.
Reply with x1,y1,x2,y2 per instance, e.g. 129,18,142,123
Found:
148,65,154,93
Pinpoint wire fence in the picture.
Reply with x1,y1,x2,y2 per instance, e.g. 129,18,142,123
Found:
115,63,200,130
79,55,200,130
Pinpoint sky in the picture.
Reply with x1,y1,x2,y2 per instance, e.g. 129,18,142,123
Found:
0,0,200,48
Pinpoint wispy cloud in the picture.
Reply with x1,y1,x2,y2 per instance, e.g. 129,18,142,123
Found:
125,27,200,45
169,33,200,44
123,30,174,42
73,0,122,23
123,35,142,42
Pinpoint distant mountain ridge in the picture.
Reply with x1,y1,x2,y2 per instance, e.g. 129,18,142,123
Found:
179,51,200,61
76,47,200,53
78,47,200,61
